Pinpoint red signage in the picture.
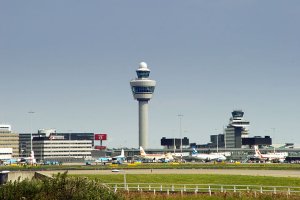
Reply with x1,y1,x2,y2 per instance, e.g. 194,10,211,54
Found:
95,146,107,150
95,134,107,140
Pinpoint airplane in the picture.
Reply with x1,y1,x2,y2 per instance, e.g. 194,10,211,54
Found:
3,151,37,165
190,148,226,162
95,157,112,163
26,151,37,165
111,149,126,164
2,158,18,165
95,149,126,164
139,146,174,162
252,145,288,163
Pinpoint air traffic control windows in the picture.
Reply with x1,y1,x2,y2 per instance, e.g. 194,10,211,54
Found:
136,71,150,78
132,86,155,94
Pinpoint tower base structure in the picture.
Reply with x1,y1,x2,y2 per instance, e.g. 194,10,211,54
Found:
139,100,148,148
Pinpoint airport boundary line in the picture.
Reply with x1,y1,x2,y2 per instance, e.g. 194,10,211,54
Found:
107,183,300,196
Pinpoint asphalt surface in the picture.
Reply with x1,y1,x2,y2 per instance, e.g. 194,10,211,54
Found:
40,169,300,178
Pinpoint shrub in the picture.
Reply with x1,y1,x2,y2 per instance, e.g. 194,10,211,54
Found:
0,171,123,200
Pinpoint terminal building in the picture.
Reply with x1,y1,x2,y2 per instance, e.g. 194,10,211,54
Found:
29,136,92,162
0,124,19,157
242,136,272,147
19,129,94,157
161,137,190,149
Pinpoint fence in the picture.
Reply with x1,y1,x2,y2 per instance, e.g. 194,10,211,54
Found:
106,183,300,196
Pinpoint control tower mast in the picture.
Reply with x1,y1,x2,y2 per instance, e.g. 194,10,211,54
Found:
130,62,156,149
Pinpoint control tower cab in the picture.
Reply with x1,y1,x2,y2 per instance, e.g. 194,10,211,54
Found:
130,62,156,100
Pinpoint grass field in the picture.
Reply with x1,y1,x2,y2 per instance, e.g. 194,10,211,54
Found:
70,174,300,187
69,174,300,199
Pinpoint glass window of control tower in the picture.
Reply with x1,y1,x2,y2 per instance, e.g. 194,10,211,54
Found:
136,71,150,78
132,86,154,94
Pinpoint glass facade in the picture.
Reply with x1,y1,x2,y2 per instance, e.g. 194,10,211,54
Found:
136,71,150,78
132,86,155,94
232,110,244,118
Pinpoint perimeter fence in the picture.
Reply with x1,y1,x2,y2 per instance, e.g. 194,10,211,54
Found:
107,183,300,196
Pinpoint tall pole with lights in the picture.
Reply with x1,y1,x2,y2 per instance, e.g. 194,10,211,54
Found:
178,114,183,155
28,111,35,157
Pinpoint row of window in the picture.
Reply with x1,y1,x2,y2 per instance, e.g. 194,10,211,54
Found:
136,71,150,78
37,151,91,154
132,86,155,94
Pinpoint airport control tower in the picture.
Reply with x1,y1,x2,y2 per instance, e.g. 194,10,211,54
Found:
130,62,156,149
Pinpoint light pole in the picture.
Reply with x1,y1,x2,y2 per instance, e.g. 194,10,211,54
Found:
271,128,276,145
67,130,73,162
214,129,219,153
223,126,226,151
28,111,35,156
178,114,183,158
173,137,176,154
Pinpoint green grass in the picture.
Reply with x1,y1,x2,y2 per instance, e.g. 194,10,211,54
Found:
70,174,300,187
70,174,300,199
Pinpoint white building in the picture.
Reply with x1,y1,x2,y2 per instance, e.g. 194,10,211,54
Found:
0,124,11,132
0,148,13,160
28,138,92,162
0,124,19,157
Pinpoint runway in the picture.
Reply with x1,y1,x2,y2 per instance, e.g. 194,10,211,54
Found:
39,169,300,178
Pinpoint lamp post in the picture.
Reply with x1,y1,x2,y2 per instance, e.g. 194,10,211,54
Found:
173,137,175,154
178,114,183,159
214,129,219,153
271,128,276,145
223,126,226,151
68,130,72,162
28,111,35,156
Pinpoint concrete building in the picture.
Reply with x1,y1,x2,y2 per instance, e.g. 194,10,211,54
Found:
0,125,19,157
242,136,272,147
225,110,250,148
0,148,13,160
161,137,190,149
130,62,156,148
28,136,92,162
19,129,94,157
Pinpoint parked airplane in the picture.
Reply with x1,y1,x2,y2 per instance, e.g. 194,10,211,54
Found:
3,151,36,165
95,149,126,164
139,146,174,162
26,151,37,165
190,148,226,162
112,149,126,164
95,157,112,163
253,145,288,162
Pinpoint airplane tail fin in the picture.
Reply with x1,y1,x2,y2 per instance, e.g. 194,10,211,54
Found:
166,153,173,160
192,148,198,155
121,149,124,157
254,145,262,158
30,151,36,164
139,146,146,156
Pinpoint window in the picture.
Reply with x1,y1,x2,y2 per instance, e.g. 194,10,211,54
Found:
136,71,150,78
132,86,155,94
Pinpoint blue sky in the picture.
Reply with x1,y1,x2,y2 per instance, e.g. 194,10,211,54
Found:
1,1,299,148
